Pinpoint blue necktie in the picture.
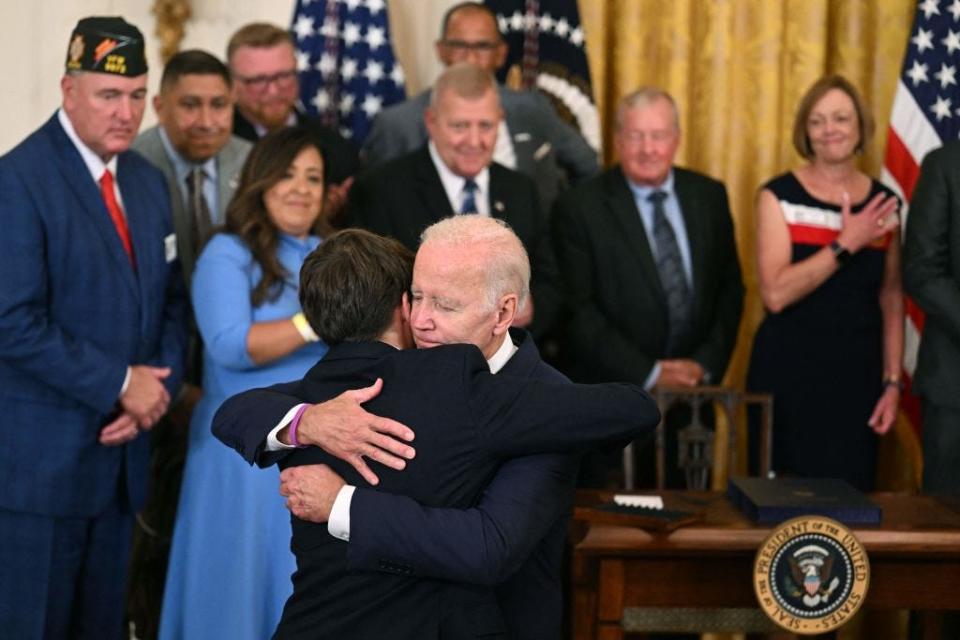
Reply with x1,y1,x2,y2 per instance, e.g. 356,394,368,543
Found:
460,179,479,215
649,190,691,353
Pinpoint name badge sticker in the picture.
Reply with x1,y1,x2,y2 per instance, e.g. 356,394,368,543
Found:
164,234,177,263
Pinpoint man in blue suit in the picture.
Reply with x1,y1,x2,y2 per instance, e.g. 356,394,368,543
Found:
0,17,187,639
215,217,650,638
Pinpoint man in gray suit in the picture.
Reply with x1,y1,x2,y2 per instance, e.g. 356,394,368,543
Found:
133,49,251,283
904,141,960,497
128,49,250,635
362,1,597,211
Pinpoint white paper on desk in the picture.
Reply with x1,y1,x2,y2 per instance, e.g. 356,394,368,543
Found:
613,494,664,510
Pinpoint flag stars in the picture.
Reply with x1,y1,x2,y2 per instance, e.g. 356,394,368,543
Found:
943,29,960,53
509,11,524,31
364,60,384,83
341,57,358,81
344,0,362,10
913,27,935,53
293,15,315,41
920,0,941,20
935,62,957,88
907,60,930,85
362,94,383,117
339,93,355,116
367,0,385,14
296,49,310,72
320,17,339,39
390,64,405,86
554,18,570,37
539,13,555,33
366,25,385,50
343,22,362,47
951,0,960,21
311,88,331,112
931,95,953,120
570,26,585,46
316,52,338,77
497,15,509,33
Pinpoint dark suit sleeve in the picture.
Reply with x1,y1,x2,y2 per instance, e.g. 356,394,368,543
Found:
531,91,598,184
466,364,660,457
212,381,302,466
347,452,575,586
690,183,744,381
522,185,565,340
344,169,392,238
552,192,660,383
904,146,960,344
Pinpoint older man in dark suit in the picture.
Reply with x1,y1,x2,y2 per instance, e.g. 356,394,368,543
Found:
214,220,658,638
0,17,186,638
347,62,562,339
553,87,744,487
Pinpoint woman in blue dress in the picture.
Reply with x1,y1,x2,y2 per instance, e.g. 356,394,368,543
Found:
160,126,329,639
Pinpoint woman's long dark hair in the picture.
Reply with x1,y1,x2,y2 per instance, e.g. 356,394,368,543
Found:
223,126,327,307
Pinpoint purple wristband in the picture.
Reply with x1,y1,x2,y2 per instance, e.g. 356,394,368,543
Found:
288,404,309,448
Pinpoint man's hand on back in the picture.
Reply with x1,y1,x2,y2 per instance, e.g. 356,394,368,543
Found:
295,378,417,485
280,464,345,523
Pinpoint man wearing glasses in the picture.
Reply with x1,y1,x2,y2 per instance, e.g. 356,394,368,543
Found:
362,2,598,212
226,22,359,205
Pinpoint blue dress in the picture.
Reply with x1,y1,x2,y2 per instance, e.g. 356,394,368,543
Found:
159,232,327,640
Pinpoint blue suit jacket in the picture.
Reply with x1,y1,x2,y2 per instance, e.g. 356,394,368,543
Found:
212,330,654,638
0,113,188,518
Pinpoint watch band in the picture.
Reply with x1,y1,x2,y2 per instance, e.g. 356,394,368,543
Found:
830,240,851,265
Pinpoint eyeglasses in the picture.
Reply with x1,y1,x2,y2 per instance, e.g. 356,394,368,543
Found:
235,69,298,92
440,40,501,54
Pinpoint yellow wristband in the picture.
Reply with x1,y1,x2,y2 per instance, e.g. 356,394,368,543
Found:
292,312,319,343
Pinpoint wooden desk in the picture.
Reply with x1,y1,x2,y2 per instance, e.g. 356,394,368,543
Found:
571,492,960,639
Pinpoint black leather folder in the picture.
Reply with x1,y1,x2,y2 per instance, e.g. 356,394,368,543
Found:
727,476,882,525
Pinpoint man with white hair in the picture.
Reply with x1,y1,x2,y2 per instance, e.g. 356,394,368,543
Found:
214,216,658,637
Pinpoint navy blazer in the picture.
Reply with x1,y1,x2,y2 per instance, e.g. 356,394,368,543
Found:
344,330,580,640
345,146,563,340
213,332,658,639
0,113,188,517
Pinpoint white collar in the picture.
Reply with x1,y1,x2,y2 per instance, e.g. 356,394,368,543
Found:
486,333,518,374
58,108,118,183
427,141,490,217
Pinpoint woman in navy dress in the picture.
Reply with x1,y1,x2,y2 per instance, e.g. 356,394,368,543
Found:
160,127,329,639
747,76,903,491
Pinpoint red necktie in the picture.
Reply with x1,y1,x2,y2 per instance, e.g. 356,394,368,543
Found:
99,169,136,267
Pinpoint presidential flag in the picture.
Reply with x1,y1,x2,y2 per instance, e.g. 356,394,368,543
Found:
486,0,600,152
880,0,960,449
292,0,406,144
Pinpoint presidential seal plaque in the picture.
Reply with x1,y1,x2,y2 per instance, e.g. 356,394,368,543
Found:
753,515,870,634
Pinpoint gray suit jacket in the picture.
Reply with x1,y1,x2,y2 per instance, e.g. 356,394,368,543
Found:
903,141,960,409
132,127,251,282
361,86,598,210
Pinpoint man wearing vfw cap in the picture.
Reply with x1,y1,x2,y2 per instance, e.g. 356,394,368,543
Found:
0,16,186,638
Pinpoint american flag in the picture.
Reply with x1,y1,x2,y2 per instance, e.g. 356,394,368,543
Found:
486,0,601,153
881,0,960,444
291,0,406,143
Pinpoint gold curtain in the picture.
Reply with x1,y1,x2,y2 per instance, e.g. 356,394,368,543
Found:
578,0,919,488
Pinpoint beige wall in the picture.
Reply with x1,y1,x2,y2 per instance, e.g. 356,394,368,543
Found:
0,0,459,153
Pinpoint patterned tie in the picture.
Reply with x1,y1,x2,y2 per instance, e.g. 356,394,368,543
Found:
460,179,479,215
648,190,691,353
186,168,213,253
99,169,135,267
